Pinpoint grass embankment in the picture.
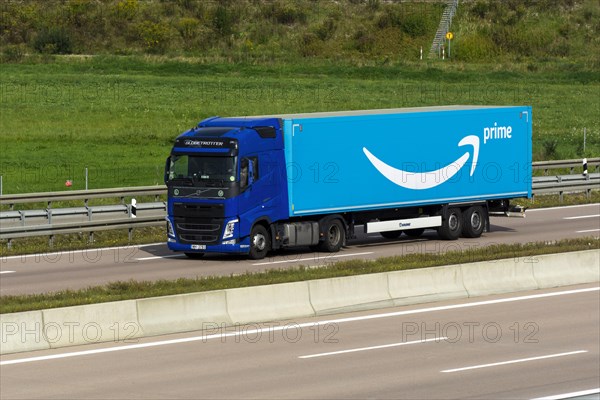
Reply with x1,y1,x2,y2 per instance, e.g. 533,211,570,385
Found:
1,237,597,314
1,57,598,194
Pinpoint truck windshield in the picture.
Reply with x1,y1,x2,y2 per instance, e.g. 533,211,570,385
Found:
168,155,236,184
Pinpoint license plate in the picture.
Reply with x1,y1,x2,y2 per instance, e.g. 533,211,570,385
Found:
191,245,206,250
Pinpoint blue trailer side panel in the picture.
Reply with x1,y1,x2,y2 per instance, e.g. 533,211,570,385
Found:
285,107,531,216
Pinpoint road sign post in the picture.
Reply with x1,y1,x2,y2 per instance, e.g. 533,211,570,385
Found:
446,32,453,58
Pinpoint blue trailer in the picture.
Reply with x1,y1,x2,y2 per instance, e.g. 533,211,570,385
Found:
165,106,532,259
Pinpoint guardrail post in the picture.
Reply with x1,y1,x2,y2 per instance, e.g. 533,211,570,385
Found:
128,228,133,242
19,211,25,226
559,191,563,203
87,207,92,221
49,235,54,248
7,238,12,250
89,232,94,244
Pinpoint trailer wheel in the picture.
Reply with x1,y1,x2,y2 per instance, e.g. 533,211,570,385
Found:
249,225,270,260
318,219,344,252
404,228,425,238
184,252,204,259
380,230,402,239
462,206,485,238
437,208,462,240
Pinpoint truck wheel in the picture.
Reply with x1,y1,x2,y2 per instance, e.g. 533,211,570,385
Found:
249,225,270,260
404,228,425,238
318,219,344,252
462,206,485,238
380,230,402,239
184,252,204,259
437,208,462,240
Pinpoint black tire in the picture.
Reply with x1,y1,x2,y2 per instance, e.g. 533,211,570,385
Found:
184,252,205,259
380,230,402,239
404,228,425,238
318,219,345,252
249,224,270,260
437,208,462,240
462,206,485,238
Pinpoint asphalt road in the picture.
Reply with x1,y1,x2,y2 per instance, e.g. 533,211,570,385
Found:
1,203,599,295
1,284,598,399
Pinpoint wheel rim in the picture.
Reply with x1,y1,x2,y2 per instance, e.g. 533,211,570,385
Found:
253,233,266,251
328,224,340,245
470,211,481,229
449,214,459,231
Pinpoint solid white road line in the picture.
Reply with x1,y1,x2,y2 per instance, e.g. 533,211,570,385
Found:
527,204,600,212
298,337,447,359
0,243,165,261
252,252,374,266
2,287,597,366
441,350,587,373
530,388,600,400
576,229,600,233
135,254,186,261
563,214,600,220
0,271,15,275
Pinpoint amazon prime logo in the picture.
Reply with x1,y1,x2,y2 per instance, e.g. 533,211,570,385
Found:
363,135,479,190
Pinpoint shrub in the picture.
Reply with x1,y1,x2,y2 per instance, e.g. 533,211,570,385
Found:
33,27,73,54
137,21,171,53
2,44,27,62
542,139,558,159
315,17,337,41
213,4,234,36
114,0,139,21
263,1,307,25
177,17,200,40
454,33,498,62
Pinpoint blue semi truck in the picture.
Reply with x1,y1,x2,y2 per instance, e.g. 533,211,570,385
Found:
165,106,532,259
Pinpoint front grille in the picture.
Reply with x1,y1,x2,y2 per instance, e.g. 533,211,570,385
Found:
173,203,224,218
175,217,223,244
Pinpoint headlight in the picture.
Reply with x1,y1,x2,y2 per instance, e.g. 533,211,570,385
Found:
166,218,175,237
223,219,239,239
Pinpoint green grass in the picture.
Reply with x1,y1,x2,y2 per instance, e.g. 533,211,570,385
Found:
1,237,597,314
1,56,598,194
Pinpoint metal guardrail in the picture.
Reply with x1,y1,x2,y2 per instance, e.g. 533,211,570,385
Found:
1,162,599,247
0,185,166,209
532,157,600,175
532,173,599,202
0,216,165,248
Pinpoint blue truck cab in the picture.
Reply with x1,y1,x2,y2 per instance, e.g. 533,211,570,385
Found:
165,106,532,259
165,117,289,258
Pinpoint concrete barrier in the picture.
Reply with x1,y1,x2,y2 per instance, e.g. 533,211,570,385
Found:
42,300,141,348
137,291,231,337
533,249,600,288
461,259,539,297
388,265,468,306
308,272,393,314
0,311,50,354
2,249,598,355
226,281,314,324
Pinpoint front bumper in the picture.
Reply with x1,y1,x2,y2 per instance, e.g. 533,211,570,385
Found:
167,236,251,255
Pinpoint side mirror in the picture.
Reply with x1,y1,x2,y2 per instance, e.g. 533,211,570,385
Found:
164,157,171,184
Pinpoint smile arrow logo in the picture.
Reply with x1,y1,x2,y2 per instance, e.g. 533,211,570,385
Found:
363,135,479,190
